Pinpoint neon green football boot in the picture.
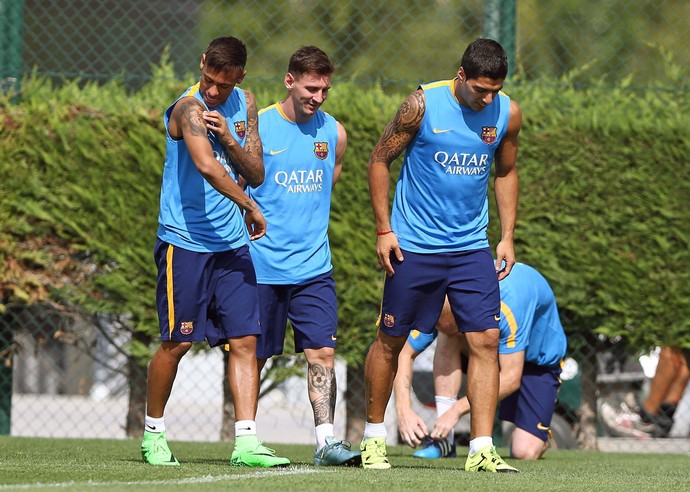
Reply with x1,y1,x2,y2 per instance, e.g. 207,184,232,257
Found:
360,437,391,469
141,431,180,466
464,445,518,473
230,435,291,467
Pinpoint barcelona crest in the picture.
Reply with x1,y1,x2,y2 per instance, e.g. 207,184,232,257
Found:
481,126,497,145
234,121,246,139
314,142,329,160
180,321,194,335
383,313,395,328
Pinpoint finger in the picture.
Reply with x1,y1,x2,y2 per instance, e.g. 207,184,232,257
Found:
393,245,404,262
400,432,414,448
380,256,395,276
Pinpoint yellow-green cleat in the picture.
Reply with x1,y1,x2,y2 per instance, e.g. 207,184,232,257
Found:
464,445,518,473
141,431,180,466
231,436,290,468
360,437,391,469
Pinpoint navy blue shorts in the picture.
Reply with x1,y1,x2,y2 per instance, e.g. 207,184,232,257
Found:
379,248,500,337
499,362,563,441
154,239,261,347
256,270,338,359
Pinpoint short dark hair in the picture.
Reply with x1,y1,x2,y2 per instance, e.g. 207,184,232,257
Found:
203,36,247,72
461,38,508,81
287,45,334,77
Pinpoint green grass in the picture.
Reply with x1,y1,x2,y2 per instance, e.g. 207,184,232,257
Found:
0,436,688,491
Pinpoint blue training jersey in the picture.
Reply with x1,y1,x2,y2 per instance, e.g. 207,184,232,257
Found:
392,79,511,253
247,103,338,284
498,262,567,367
157,84,249,252
407,263,567,368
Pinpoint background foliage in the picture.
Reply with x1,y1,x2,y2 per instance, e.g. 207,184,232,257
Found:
2,54,689,366
3,0,688,93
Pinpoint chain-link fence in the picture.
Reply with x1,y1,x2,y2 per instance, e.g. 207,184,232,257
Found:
2,0,688,90
2,0,690,454
3,302,690,453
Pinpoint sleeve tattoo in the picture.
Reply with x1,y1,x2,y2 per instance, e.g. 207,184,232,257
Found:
308,363,337,426
372,90,424,164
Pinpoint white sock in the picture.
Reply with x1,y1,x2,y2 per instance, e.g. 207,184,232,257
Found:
144,415,165,434
315,423,334,451
234,420,257,438
363,422,387,440
469,436,493,455
435,395,457,445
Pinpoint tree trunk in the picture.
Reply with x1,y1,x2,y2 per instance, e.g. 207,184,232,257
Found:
125,330,151,438
576,333,599,450
345,363,365,443
220,348,235,441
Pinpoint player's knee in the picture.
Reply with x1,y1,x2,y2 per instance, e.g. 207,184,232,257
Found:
510,440,546,460
159,341,193,361
305,347,335,367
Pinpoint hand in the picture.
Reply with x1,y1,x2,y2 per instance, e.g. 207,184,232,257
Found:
494,240,515,281
203,110,231,140
376,233,403,276
430,410,458,440
244,208,266,241
397,407,428,448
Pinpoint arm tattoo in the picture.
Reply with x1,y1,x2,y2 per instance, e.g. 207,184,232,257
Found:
242,198,257,213
371,90,424,164
308,363,336,426
243,90,261,157
179,100,207,137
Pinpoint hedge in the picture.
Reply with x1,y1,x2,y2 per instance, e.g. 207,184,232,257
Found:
1,58,689,366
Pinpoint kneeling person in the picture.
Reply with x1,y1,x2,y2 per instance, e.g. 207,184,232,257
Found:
395,262,567,461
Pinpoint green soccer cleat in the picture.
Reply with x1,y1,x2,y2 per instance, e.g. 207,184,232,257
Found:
230,437,290,468
360,437,391,469
314,437,362,466
141,431,180,466
464,445,518,473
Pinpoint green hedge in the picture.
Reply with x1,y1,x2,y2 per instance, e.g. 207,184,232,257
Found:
1,60,688,366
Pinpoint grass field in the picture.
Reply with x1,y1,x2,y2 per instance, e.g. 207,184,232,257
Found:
0,436,688,491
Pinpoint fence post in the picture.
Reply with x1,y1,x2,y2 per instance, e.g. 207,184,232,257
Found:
483,0,517,77
0,315,12,435
0,0,24,87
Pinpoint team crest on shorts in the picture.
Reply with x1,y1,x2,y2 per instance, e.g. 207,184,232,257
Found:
314,142,328,160
383,313,395,328
234,121,246,139
180,321,194,335
481,126,497,144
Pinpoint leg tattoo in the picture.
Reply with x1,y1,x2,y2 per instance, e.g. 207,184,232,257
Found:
308,363,336,426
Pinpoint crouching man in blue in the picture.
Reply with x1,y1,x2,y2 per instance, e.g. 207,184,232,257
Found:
394,262,567,460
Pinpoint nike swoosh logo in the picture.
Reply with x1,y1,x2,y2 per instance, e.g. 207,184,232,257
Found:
145,425,157,431
269,148,287,155
331,335,337,341
537,423,550,431
494,315,501,321
432,128,452,134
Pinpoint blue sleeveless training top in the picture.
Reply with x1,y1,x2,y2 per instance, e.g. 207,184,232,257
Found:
157,84,249,252
391,79,511,253
247,103,338,284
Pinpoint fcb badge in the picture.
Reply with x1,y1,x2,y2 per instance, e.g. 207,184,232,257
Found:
481,126,497,144
180,321,194,335
234,121,246,139
383,313,395,328
314,142,329,160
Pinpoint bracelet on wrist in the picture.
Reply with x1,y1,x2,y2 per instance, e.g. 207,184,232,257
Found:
377,230,394,236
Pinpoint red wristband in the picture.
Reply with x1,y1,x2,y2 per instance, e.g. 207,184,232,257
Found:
377,230,393,236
